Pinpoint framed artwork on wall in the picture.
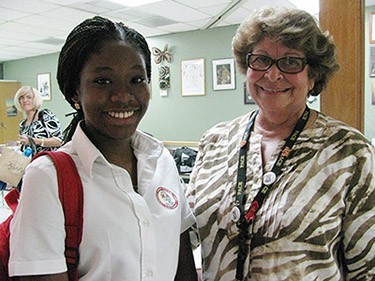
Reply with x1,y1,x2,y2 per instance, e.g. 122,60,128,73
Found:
370,12,375,44
181,58,205,96
37,73,51,100
244,82,255,104
212,58,235,90
370,47,375,77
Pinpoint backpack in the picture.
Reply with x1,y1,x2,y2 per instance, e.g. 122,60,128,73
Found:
173,146,198,174
0,151,83,281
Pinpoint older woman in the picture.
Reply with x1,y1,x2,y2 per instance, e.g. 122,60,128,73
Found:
187,7,375,281
14,86,63,153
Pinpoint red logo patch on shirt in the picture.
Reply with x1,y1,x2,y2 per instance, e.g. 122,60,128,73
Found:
156,187,178,209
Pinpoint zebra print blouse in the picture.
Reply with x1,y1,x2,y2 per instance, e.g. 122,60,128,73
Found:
187,110,375,281
19,109,63,153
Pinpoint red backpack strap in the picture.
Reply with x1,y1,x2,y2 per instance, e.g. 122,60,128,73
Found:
33,151,83,281
4,189,19,214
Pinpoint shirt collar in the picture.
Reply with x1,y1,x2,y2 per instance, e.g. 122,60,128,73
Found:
71,123,104,178
71,123,164,178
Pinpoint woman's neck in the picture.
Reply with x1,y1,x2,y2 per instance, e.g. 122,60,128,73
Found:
99,139,138,190
83,125,135,170
25,109,38,124
254,107,315,140
253,108,317,165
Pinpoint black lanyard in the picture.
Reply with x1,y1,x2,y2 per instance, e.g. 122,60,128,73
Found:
235,106,310,281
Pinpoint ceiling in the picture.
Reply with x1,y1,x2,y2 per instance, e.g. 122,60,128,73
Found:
0,0,319,63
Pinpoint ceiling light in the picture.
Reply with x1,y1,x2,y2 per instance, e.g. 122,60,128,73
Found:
107,0,161,7
289,0,319,15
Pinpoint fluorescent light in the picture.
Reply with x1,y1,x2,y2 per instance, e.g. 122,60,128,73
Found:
107,0,161,7
289,0,319,15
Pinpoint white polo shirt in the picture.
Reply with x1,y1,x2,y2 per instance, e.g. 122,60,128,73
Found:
9,124,195,280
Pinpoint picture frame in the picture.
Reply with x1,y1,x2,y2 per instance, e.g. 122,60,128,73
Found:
37,73,51,100
370,47,375,77
212,58,235,90
181,58,205,96
370,12,375,44
244,82,255,104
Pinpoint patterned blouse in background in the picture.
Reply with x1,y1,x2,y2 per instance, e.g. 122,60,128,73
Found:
187,110,375,281
19,109,63,153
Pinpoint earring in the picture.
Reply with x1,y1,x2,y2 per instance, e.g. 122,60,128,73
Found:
74,102,81,110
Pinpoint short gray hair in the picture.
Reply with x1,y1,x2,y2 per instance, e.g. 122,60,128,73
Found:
14,86,43,111
232,6,339,96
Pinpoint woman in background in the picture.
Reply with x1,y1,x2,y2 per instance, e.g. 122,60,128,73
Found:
14,86,63,153
187,6,375,281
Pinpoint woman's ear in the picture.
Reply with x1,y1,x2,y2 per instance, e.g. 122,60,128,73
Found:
72,93,81,110
308,78,315,92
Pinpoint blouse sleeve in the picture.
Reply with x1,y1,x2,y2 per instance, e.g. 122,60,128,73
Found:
342,144,375,280
9,157,67,276
39,109,63,141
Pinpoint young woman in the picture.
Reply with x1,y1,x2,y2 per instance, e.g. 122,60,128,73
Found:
10,16,197,281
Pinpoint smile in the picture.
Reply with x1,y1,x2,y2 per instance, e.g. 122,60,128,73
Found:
261,86,289,92
107,111,135,119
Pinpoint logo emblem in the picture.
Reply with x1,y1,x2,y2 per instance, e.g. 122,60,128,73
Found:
263,171,277,185
156,187,178,209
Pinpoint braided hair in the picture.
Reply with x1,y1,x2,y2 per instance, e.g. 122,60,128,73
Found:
57,16,151,143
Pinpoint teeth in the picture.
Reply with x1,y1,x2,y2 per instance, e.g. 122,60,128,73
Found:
262,87,286,92
108,111,134,119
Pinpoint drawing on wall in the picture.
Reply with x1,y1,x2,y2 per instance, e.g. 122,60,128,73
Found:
37,73,51,100
244,82,255,104
370,12,375,44
212,58,235,90
6,99,17,117
159,66,170,89
152,44,172,93
181,58,205,96
370,47,375,77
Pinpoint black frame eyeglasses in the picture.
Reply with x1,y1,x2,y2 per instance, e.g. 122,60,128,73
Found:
246,53,308,74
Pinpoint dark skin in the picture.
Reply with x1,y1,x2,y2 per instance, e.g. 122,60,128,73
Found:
13,41,198,280
175,230,199,281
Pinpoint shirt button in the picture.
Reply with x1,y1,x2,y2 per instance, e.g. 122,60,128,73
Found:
146,269,153,277
142,219,150,227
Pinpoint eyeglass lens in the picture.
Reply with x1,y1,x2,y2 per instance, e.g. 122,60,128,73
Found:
247,54,307,74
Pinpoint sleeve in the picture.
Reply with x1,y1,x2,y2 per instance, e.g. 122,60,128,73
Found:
185,130,209,211
40,109,63,141
185,134,207,248
9,157,67,276
179,179,196,234
343,144,375,280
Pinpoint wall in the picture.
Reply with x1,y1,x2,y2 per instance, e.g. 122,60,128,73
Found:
144,25,257,141
3,24,335,143
365,6,375,139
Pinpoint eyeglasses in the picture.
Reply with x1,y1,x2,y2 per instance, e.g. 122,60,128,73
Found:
247,53,308,74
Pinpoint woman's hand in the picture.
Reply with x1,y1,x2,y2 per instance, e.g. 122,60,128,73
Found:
19,134,30,146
